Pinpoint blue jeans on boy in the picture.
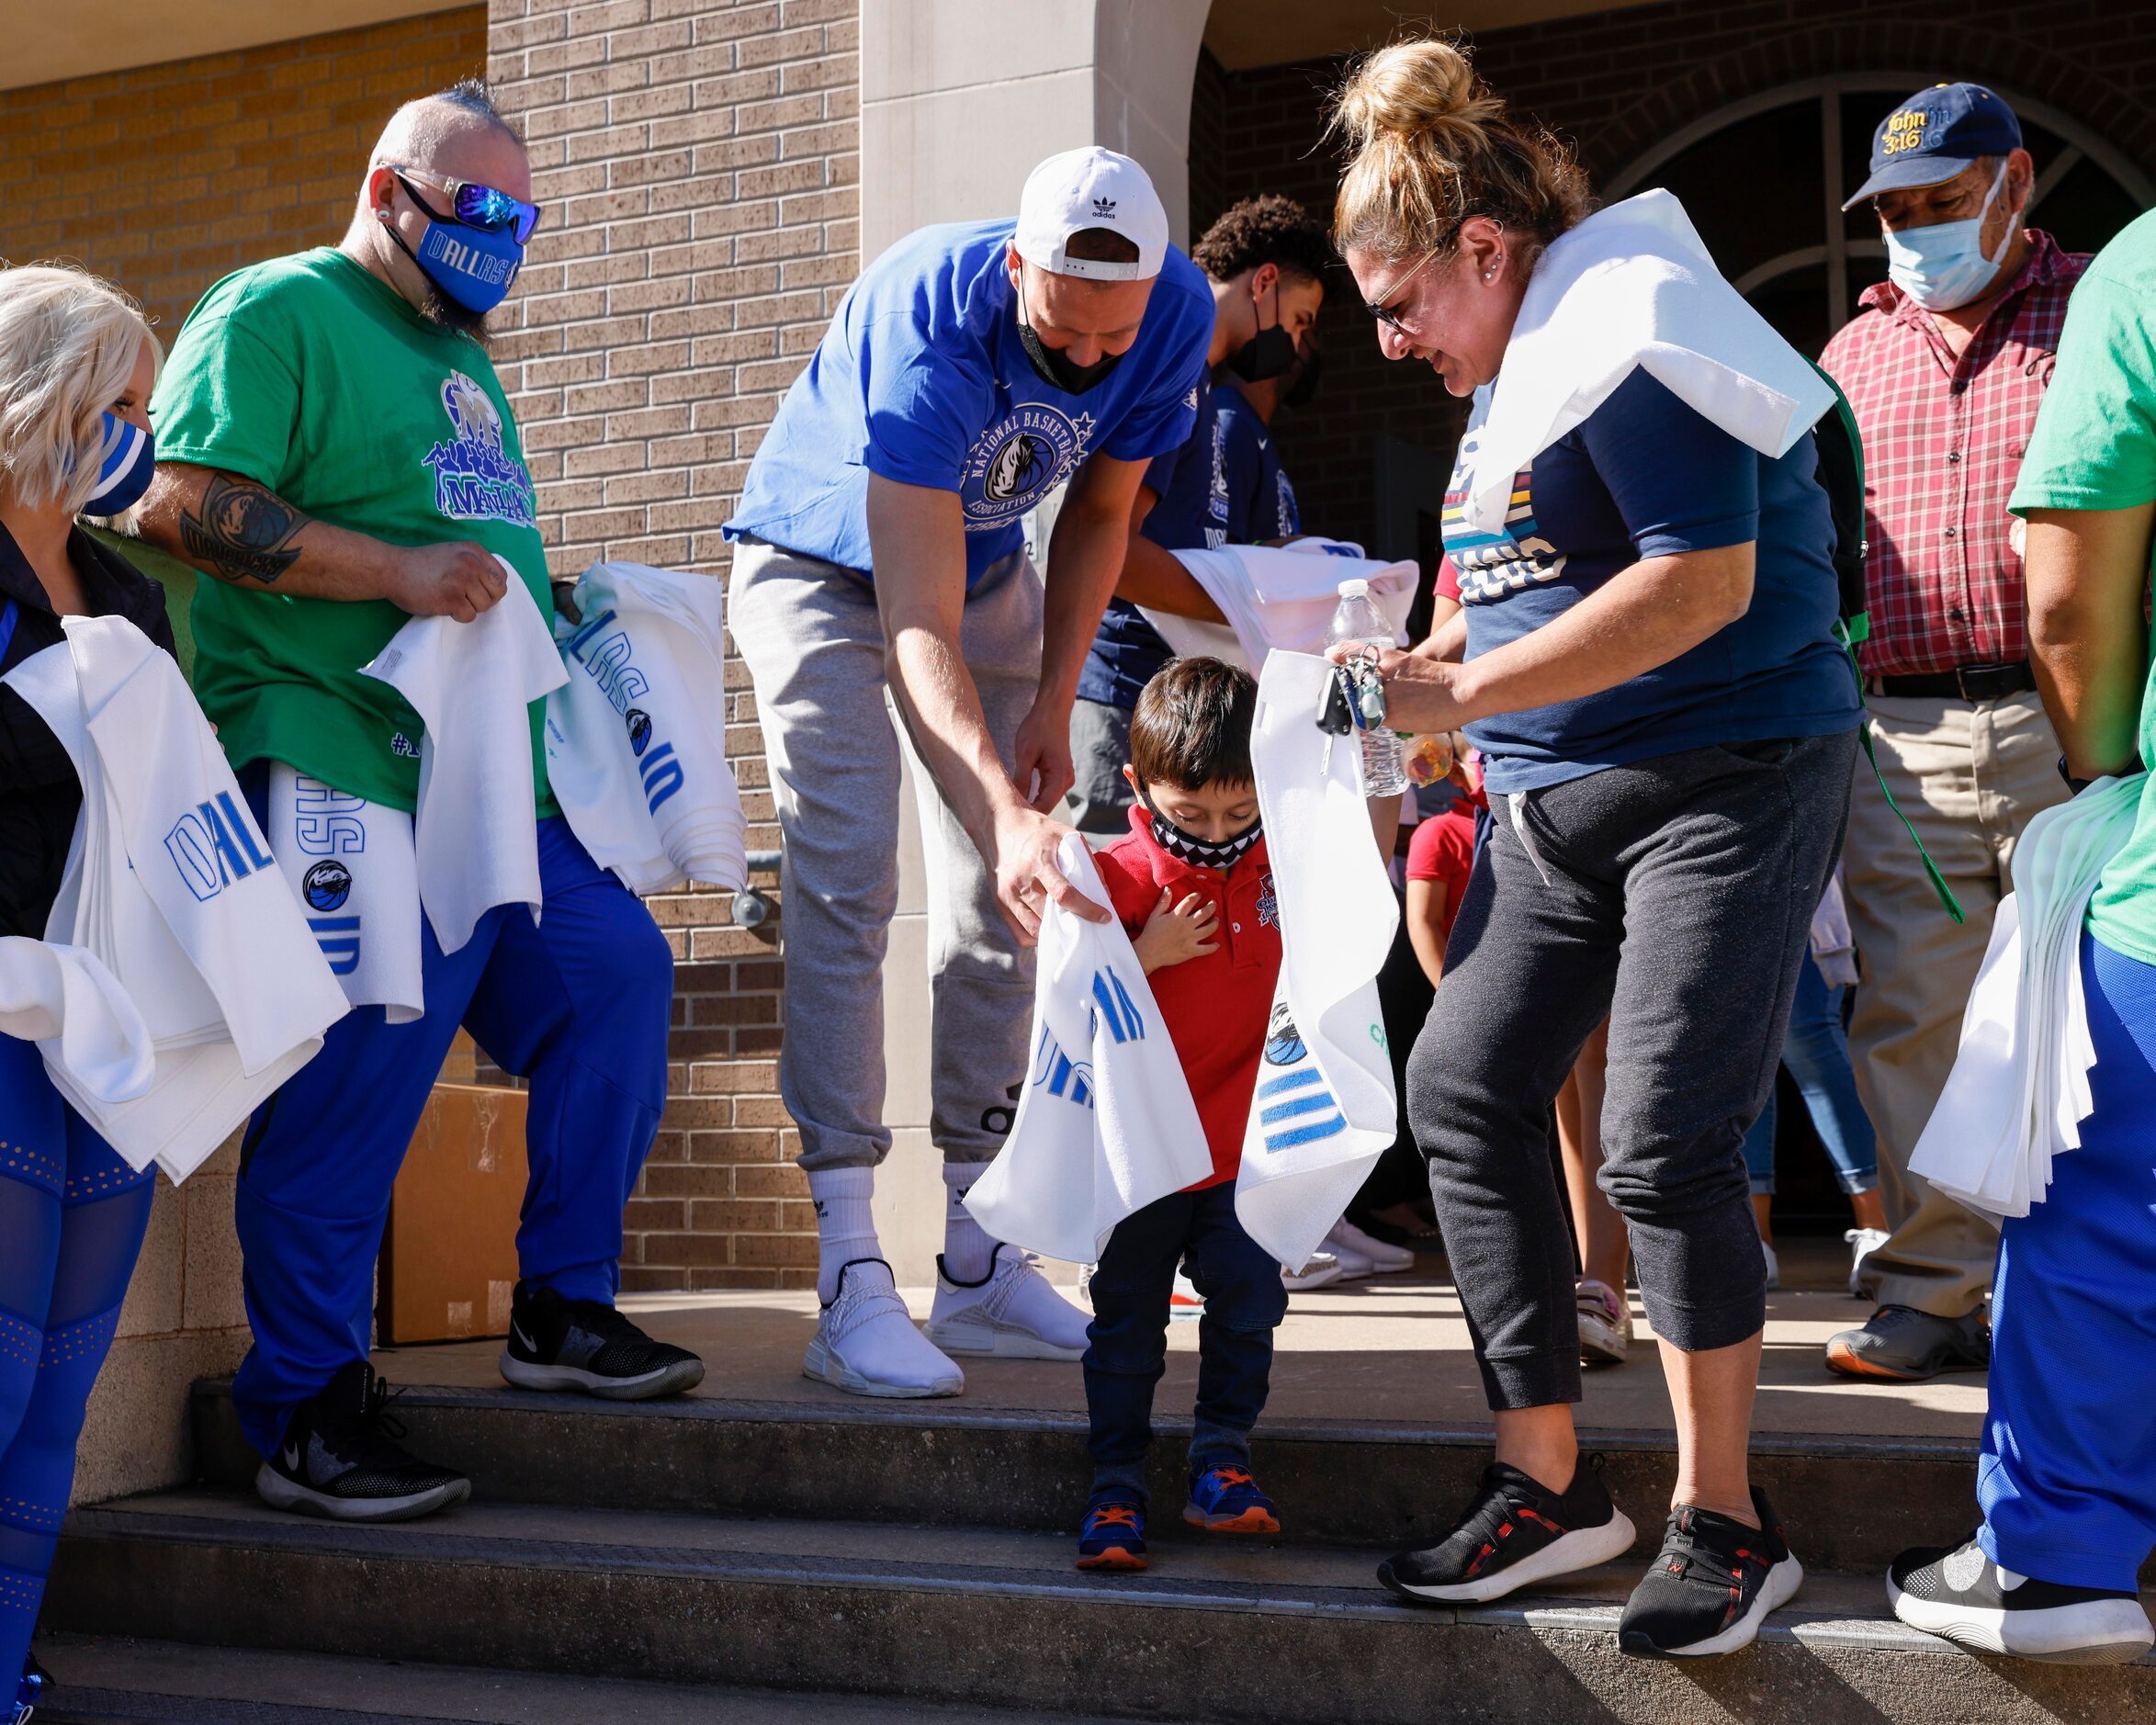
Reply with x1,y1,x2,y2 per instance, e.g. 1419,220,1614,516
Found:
1978,932,2156,1591
1084,1182,1287,1505
1741,953,1879,1196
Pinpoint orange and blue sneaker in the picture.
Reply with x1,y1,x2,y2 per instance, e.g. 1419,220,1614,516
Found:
1077,1499,1148,1572
1183,1461,1280,1534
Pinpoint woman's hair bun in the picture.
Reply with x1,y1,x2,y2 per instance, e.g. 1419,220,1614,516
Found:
1332,39,1504,151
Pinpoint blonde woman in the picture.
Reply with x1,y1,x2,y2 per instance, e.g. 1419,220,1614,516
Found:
1328,41,1861,1654
0,263,167,1723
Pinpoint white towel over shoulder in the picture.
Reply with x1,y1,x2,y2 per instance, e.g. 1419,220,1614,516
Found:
1138,539,1417,671
1457,189,1835,537
962,835,1213,1264
1233,649,1400,1267
5,616,348,1181
545,561,748,895
361,562,568,954
1911,773,2144,1219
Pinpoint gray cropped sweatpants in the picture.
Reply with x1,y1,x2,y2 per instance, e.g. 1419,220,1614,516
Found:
728,538,1044,1171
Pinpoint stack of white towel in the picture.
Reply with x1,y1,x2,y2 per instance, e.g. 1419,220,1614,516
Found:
1138,538,1418,671
1911,774,2145,1219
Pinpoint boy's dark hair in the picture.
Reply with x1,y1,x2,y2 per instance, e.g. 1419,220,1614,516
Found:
1191,194,1335,287
1130,658,1259,791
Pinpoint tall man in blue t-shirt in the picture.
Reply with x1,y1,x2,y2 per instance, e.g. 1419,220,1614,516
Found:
1066,196,1330,834
725,149,1213,1397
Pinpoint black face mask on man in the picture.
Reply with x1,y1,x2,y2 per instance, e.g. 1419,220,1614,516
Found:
1014,263,1125,395
1227,277,1297,384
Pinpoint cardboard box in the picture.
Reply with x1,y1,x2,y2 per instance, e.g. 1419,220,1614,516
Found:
378,1082,528,1346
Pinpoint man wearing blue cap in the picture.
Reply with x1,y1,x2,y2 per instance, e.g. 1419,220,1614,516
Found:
1819,84,2090,1381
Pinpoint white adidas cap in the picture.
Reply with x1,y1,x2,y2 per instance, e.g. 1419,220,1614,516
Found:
1013,146,1168,282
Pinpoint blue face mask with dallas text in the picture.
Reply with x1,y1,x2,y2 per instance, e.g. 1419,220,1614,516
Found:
1884,164,2011,311
388,189,525,315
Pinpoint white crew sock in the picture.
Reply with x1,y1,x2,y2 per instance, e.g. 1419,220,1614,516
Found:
941,1164,997,1283
807,1166,881,1304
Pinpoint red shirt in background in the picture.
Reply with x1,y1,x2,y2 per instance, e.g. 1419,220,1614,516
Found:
1405,806,1476,941
1091,803,1282,1189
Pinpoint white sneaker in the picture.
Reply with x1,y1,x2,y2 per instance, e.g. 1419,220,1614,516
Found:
1282,1250,1342,1291
1576,1278,1631,1364
802,1259,964,1398
1326,1218,1414,1274
1846,1227,1890,1297
1325,1233,1376,1280
1762,1240,1780,1291
926,1245,1089,1360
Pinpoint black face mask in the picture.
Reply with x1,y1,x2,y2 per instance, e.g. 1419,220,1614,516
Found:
1144,796,1263,870
1227,280,1297,384
1014,264,1123,395
1281,342,1324,410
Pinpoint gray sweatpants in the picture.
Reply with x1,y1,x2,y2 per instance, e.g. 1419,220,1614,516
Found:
1409,731,1857,1410
728,538,1044,1171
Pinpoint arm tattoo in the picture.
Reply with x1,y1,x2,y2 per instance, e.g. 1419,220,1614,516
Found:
180,473,307,584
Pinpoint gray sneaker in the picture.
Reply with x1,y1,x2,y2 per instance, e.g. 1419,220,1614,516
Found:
1824,1304,1990,1381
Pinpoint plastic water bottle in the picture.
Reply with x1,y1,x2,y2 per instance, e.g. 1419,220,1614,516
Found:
1323,579,1407,798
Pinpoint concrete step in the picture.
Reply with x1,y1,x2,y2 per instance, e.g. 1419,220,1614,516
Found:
30,1634,1113,1724
190,1378,1992,1577
42,1490,2155,1725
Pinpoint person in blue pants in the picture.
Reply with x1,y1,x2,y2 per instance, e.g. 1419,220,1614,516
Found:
0,264,169,1725
1887,208,2156,1663
134,85,700,1526
1739,944,1890,1295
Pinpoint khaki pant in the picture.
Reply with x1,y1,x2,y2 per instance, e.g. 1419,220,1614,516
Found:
1844,691,2067,1317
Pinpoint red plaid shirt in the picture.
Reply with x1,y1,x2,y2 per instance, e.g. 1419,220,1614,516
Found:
1819,230,2089,677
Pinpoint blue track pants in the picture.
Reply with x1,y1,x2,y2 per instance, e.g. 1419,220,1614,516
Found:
231,814,672,1457
0,1036,153,1680
1979,930,2156,1591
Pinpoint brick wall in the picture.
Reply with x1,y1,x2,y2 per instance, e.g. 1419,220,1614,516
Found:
1202,0,2156,557
0,9,489,341
486,0,860,1291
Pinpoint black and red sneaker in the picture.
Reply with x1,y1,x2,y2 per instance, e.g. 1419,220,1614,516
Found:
1378,1456,1636,1605
1618,1488,1804,1658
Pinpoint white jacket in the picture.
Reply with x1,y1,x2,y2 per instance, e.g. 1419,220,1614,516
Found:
360,564,568,955
4,616,348,1180
1911,774,2145,1219
1232,649,1400,1267
1457,189,1835,537
545,561,748,895
1138,539,1418,671
963,835,1212,1263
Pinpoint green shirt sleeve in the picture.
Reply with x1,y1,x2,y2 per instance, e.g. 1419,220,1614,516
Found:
149,286,305,491
2010,261,2156,516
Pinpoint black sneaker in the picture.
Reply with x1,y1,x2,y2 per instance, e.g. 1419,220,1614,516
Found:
1824,1303,1990,1381
499,1280,705,1401
254,1362,469,1523
1378,1456,1637,1605
1618,1488,1802,1658
1890,1537,2155,1663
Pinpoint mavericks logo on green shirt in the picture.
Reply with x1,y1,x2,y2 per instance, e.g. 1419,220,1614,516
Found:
425,370,539,529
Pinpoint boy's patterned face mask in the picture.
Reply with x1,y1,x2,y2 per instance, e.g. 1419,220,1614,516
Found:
1145,798,1262,870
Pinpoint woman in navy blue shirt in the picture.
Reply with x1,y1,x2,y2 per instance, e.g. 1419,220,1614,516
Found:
1326,40,1861,1657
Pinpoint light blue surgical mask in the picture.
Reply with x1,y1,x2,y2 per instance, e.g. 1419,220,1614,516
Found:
1884,164,2012,311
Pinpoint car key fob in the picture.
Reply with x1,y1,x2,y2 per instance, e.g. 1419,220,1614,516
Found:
1316,666,1358,736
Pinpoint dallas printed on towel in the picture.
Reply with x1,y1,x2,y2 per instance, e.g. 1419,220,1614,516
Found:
962,834,1212,1266
1233,649,1400,1269
545,561,748,896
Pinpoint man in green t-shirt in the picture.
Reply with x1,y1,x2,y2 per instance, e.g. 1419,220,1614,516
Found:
134,81,699,1525
1886,209,2156,1664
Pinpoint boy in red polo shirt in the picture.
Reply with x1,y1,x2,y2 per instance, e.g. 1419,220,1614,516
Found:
1075,658,1290,1572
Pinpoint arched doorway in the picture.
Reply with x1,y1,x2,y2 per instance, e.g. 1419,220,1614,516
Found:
1607,77,2153,355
